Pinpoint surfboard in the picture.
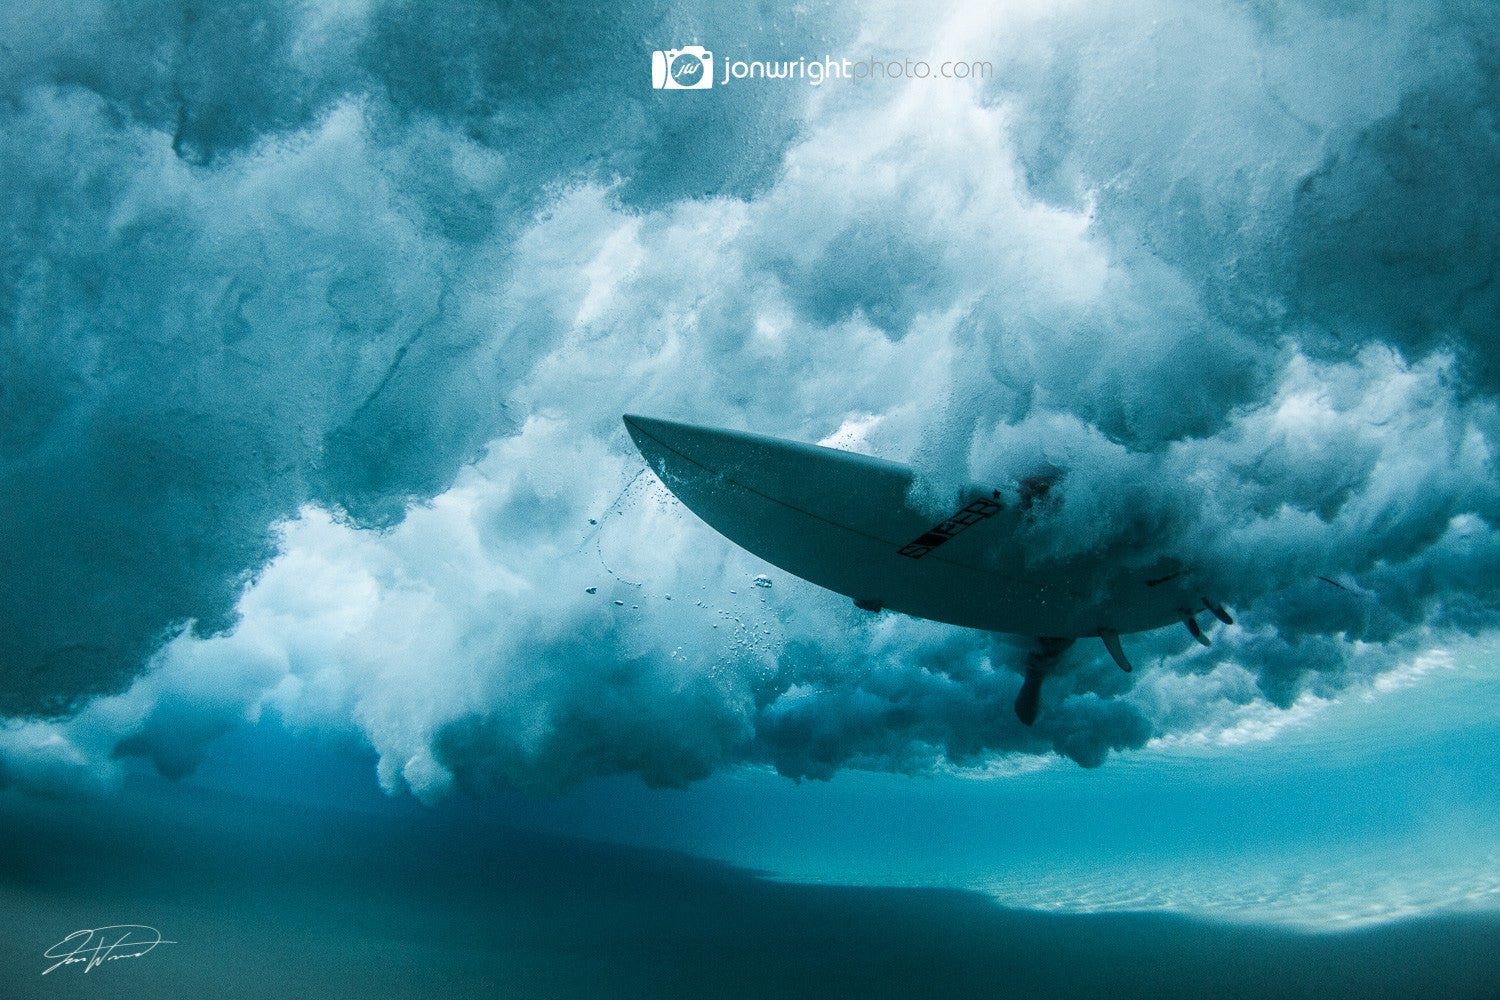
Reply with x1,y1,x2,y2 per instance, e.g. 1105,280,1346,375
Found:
623,414,1211,640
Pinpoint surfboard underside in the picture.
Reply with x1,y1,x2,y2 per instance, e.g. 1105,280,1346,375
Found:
623,415,1198,638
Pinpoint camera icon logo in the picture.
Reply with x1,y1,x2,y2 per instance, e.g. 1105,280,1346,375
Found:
652,46,714,90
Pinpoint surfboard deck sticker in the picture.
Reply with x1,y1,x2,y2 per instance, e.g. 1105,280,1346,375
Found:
623,415,1200,638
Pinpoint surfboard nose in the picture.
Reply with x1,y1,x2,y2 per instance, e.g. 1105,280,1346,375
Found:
624,414,910,491
622,413,672,448
622,414,743,473
622,414,686,467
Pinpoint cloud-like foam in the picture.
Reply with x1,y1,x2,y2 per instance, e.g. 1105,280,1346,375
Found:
0,0,839,716
1,0,1496,796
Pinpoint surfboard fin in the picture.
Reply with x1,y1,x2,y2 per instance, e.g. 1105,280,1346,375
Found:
1183,614,1211,647
1203,599,1234,625
1014,667,1045,726
1099,629,1132,673
853,597,883,614
1013,637,1074,724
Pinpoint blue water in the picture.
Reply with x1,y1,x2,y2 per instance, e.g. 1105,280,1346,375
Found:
3,778,1499,1000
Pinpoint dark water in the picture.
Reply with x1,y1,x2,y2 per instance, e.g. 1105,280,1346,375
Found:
2,785,1497,1000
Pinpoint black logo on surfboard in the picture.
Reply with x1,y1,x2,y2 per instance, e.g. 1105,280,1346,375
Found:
898,497,1002,559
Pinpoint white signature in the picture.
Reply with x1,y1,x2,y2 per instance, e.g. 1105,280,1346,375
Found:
42,926,176,975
